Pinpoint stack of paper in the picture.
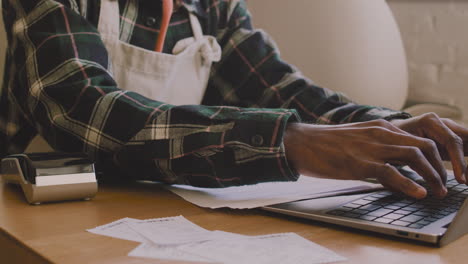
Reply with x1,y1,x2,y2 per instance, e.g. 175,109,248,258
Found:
87,216,346,264
166,176,383,209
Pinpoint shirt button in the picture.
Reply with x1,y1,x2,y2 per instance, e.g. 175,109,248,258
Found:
251,135,264,147
145,17,157,27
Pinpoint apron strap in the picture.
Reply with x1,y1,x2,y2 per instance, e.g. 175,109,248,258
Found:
188,13,221,65
98,0,120,40
189,13,204,41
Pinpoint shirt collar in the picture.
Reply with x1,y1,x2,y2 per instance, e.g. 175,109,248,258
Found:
181,0,208,18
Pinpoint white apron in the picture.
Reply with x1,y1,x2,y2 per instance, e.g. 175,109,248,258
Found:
26,0,221,152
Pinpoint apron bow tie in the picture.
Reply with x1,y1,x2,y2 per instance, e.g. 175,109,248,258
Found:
172,36,221,66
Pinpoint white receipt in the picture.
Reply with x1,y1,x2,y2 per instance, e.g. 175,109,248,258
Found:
166,176,382,209
127,216,214,245
86,217,147,242
178,232,346,264
128,243,214,263
128,231,252,262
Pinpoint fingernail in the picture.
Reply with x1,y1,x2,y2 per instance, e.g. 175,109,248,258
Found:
416,187,427,199
441,187,448,197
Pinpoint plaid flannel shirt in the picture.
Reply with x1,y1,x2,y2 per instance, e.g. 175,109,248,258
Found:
0,0,410,186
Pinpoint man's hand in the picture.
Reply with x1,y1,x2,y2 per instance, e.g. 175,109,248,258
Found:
390,112,468,185
283,119,449,199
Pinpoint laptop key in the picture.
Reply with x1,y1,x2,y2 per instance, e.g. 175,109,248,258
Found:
371,191,393,198
352,199,373,205
394,202,410,207
431,214,446,219
342,212,361,218
383,205,401,210
440,210,453,216
408,223,425,229
422,216,439,222
393,209,412,216
440,208,453,215
399,215,424,223
375,218,393,224
363,196,381,201
359,204,382,211
413,211,432,217
353,209,370,215
359,215,377,221
417,208,433,214
401,206,419,212
453,187,466,192
326,210,345,216
451,196,465,202
343,203,362,209
368,208,393,217
373,201,391,206
416,220,432,226
391,220,411,227
383,213,404,220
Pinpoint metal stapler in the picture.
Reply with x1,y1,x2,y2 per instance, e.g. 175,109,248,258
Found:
0,152,98,205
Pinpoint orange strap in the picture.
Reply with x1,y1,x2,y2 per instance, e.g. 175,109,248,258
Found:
154,0,174,52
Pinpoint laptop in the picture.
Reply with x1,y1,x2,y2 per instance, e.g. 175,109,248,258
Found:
263,170,468,246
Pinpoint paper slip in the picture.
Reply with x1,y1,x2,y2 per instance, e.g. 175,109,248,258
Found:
166,176,383,209
86,217,147,242
128,243,214,263
128,231,251,262
86,216,212,245
127,216,215,245
178,232,346,264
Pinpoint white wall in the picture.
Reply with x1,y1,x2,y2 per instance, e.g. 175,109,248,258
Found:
247,0,408,111
387,0,468,120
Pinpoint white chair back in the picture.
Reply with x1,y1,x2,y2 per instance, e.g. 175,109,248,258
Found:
247,0,409,110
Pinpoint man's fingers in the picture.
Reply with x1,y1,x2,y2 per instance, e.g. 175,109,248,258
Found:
441,119,468,181
423,117,467,184
442,118,468,142
353,124,447,196
443,134,466,184
380,145,447,198
413,138,448,185
373,164,427,199
367,128,447,187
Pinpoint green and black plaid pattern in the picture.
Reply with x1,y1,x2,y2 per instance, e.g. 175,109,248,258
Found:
0,0,410,186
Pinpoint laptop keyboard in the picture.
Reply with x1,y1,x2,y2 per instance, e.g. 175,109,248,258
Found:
326,178,468,229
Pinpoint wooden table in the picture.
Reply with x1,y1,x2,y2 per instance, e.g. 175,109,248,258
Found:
1,178,467,264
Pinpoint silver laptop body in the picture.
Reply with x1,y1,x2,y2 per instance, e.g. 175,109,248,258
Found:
263,176,468,246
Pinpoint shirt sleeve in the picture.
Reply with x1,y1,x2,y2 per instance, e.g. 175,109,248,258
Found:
3,0,300,187
205,0,411,125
